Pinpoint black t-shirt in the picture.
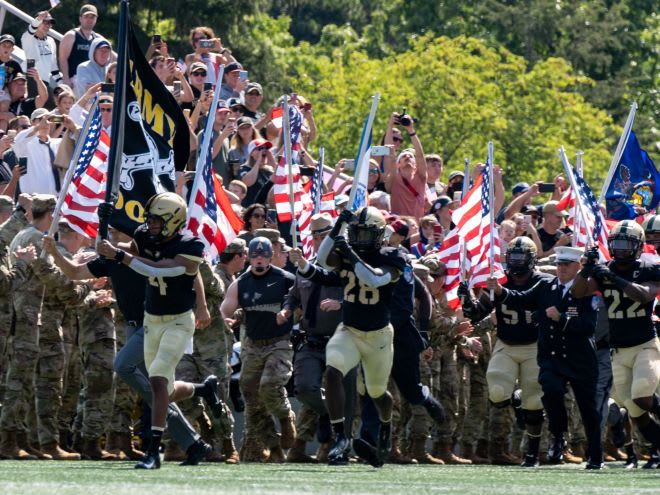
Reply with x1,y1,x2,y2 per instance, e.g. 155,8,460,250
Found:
87,256,146,324
595,260,659,348
133,225,205,315
237,265,295,340
537,226,571,253
9,98,37,118
239,164,272,207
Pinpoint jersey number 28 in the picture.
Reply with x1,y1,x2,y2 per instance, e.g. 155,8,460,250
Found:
340,270,380,305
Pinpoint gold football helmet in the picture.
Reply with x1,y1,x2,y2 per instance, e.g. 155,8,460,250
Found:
348,206,386,252
608,220,645,261
144,192,187,240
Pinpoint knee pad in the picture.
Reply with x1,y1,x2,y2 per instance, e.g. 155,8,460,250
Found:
522,408,544,426
490,398,511,409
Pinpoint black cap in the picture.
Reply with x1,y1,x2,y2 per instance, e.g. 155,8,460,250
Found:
0,34,15,45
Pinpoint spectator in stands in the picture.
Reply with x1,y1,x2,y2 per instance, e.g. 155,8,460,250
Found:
537,200,572,257
425,153,445,202
445,170,464,200
58,4,100,88
105,62,117,84
239,139,276,207
242,82,264,123
6,70,48,119
430,195,453,231
238,203,268,243
21,11,64,91
184,26,235,85
75,38,113,98
228,116,258,171
0,34,22,88
199,101,235,183
220,62,247,101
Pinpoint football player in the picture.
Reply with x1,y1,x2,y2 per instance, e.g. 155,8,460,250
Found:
572,220,660,458
300,206,406,466
97,192,221,469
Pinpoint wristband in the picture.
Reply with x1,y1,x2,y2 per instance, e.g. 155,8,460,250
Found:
612,276,630,291
114,249,125,263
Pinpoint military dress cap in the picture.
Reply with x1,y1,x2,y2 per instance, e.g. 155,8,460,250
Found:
412,263,433,283
554,246,584,263
252,228,286,246
223,238,246,254
310,213,333,234
0,195,13,209
31,194,57,214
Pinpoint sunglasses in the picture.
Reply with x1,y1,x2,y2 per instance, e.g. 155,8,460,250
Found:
19,125,30,130
100,107,112,113
192,71,207,77
392,136,403,143
246,91,261,96
369,168,380,174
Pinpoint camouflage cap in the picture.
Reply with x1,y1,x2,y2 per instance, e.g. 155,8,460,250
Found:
252,228,286,247
223,237,246,254
421,256,447,277
412,263,433,283
31,194,57,214
0,195,13,210
57,219,75,234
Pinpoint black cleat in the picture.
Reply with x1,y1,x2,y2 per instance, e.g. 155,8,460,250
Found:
200,375,225,419
180,439,211,466
316,414,332,444
547,436,565,464
376,422,392,466
521,454,539,468
585,462,605,470
327,434,351,466
135,450,160,469
624,454,638,470
353,438,382,468
642,451,660,469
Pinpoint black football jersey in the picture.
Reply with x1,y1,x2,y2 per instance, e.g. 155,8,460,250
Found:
496,271,554,344
133,225,204,316
596,261,659,348
336,247,407,331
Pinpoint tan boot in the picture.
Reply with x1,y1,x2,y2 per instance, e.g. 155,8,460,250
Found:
286,438,317,463
265,445,285,463
570,441,586,459
80,437,117,461
0,431,37,460
222,438,240,464
387,444,417,464
462,443,489,464
279,411,296,450
436,440,472,464
240,437,269,463
163,441,187,462
104,431,127,460
563,447,583,464
16,433,52,460
41,441,81,460
489,442,519,465
114,432,144,461
410,438,444,465
316,442,331,463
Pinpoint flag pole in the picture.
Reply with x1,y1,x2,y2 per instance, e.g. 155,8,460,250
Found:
282,97,297,246
571,151,584,247
487,142,495,300
315,146,325,214
598,101,637,204
185,66,224,224
98,0,129,240
560,147,592,248
348,93,380,209
43,96,100,252
461,157,470,200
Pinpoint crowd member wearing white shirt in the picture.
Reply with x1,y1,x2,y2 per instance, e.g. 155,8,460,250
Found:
12,108,75,195
20,11,64,90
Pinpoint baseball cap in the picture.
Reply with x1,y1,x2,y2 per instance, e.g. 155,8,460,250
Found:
390,219,409,237
448,171,464,181
334,195,349,208
431,195,452,212
0,34,15,45
236,116,253,128
512,182,530,195
31,108,50,121
225,62,243,73
246,82,263,94
247,139,272,156
223,238,246,255
95,39,111,51
189,61,207,74
412,263,433,283
37,12,55,23
0,195,13,210
542,201,568,218
31,194,57,214
80,4,98,16
9,72,27,83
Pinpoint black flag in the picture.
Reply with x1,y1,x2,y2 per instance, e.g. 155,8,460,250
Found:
110,18,190,235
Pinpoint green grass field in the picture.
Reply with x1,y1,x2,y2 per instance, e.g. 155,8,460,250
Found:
0,461,658,495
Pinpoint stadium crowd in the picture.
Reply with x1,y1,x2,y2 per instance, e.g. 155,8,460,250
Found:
0,4,659,471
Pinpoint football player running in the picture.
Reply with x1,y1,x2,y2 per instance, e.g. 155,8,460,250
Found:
97,192,222,470
572,220,660,457
300,206,406,466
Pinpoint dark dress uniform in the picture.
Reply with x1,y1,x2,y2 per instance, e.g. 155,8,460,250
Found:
502,277,602,464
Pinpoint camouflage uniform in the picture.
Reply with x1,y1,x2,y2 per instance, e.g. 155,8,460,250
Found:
58,310,81,443
108,310,137,437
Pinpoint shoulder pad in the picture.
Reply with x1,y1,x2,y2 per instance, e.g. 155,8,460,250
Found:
378,246,408,270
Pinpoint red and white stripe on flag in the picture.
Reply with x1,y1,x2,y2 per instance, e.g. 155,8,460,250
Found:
433,229,462,310
186,171,243,263
273,159,304,223
60,130,110,238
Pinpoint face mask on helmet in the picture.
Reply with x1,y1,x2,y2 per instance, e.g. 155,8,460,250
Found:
609,237,640,261
506,250,534,275
348,224,384,252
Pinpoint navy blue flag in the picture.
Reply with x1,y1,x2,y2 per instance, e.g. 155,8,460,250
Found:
605,131,659,220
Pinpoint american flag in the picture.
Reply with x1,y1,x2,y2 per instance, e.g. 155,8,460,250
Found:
561,166,611,261
435,163,506,309
60,107,108,238
273,105,304,223
299,167,336,258
185,131,243,263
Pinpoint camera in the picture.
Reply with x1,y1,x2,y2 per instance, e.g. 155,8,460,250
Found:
199,39,214,49
395,108,417,127
48,115,64,124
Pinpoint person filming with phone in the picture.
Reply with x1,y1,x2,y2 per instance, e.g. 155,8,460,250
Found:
537,200,573,258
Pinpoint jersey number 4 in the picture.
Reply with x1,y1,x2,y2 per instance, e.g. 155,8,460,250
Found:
148,276,168,296
603,289,646,319
340,270,380,305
